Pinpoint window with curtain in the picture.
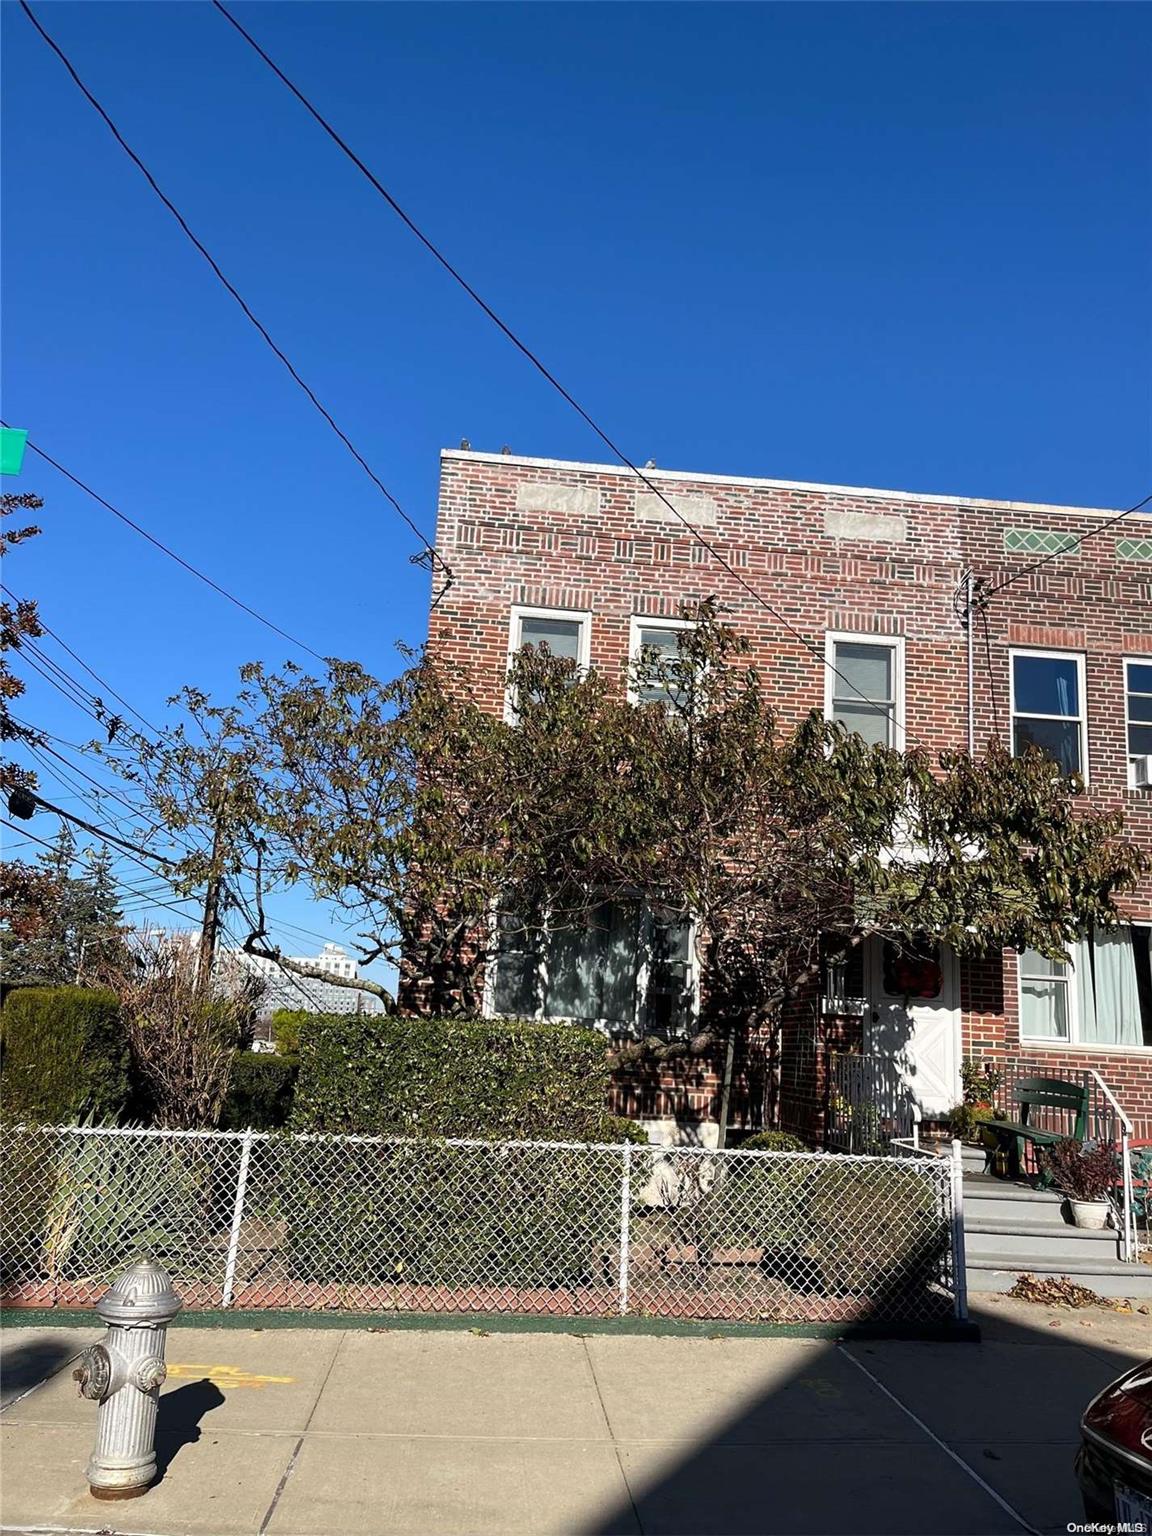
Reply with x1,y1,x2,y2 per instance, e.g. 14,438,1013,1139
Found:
1011,652,1085,777
491,900,693,1034
829,640,898,746
1019,928,1152,1048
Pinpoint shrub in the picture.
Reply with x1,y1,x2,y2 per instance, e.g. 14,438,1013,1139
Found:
219,1053,299,1131
270,1010,310,1057
1041,1138,1119,1202
0,986,128,1124
740,1130,808,1153
803,1162,946,1300
960,1057,1003,1108
291,1014,613,1141
278,1138,620,1292
596,1114,650,1145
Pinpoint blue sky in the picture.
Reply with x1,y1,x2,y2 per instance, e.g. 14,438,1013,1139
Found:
3,1,1150,970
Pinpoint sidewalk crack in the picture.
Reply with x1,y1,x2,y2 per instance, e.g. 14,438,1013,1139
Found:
580,1335,645,1536
257,1329,347,1535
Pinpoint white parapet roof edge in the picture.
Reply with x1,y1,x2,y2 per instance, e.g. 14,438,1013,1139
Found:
439,448,1133,521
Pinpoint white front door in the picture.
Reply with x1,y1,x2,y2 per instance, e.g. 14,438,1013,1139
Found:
865,939,960,1118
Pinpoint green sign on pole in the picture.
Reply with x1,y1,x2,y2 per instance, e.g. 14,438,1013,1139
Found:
0,428,28,476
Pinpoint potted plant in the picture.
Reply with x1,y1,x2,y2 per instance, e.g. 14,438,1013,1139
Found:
1040,1138,1119,1229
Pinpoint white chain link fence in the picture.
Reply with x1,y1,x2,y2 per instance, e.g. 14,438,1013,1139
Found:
1,1124,963,1324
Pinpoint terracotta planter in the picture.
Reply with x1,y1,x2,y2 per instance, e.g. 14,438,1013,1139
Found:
1068,1198,1111,1230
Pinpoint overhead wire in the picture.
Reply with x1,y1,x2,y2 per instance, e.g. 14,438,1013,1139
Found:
2,592,163,738
212,0,924,743
1,433,330,666
17,0,450,601
982,491,1152,597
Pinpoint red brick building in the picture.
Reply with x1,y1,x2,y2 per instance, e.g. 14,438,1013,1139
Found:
427,447,1152,1143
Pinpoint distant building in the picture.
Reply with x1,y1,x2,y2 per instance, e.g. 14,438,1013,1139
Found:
221,942,384,1019
150,930,384,1021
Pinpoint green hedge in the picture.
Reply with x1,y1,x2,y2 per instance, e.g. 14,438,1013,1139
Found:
0,986,129,1124
275,1139,620,1291
269,1010,310,1058
219,1052,299,1131
739,1130,808,1153
291,1014,614,1141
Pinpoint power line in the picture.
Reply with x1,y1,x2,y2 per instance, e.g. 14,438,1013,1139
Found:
211,0,918,741
982,490,1152,597
3,594,162,738
18,643,102,721
0,817,193,927
18,0,450,599
8,788,176,870
22,737,169,840
2,431,329,666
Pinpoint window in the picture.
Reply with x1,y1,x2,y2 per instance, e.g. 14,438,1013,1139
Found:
824,634,903,747
506,606,591,718
1010,651,1086,778
628,616,693,710
1018,927,1152,1049
821,937,866,1015
1125,660,1152,783
491,900,694,1036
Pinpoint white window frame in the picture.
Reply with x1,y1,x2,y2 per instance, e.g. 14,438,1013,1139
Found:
482,902,700,1039
1008,647,1089,784
1017,946,1077,1046
1124,657,1152,788
505,604,592,722
627,614,695,707
823,631,906,750
1016,926,1152,1054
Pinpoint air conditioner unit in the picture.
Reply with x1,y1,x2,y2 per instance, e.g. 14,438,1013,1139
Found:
1132,755,1152,789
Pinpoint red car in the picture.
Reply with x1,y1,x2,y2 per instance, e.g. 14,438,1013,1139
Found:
1076,1358,1152,1526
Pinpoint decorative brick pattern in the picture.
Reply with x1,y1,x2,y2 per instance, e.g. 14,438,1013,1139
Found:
429,451,1152,1131
1003,528,1080,556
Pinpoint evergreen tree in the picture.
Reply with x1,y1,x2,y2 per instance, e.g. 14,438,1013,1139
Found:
0,828,125,983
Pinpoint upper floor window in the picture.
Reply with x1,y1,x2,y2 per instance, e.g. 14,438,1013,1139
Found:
506,606,590,719
1125,660,1152,784
628,616,693,710
824,634,903,748
1010,650,1086,778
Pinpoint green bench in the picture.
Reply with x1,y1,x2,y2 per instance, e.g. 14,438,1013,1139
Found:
983,1076,1089,1180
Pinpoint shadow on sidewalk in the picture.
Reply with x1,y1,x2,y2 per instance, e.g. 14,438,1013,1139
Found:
154,1379,226,1483
582,1298,1141,1535
0,1335,78,1407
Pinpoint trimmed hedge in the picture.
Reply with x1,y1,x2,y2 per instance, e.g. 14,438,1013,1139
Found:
740,1130,808,1153
269,1010,310,1058
0,986,129,1124
291,1014,614,1141
219,1052,299,1131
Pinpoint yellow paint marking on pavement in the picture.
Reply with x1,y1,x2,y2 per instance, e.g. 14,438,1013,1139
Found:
166,1362,295,1390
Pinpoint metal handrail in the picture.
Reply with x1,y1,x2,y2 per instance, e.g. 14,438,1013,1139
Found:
1088,1068,1134,1136
990,1063,1140,1263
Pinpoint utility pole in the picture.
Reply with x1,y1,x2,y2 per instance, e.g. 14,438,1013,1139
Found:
196,801,227,994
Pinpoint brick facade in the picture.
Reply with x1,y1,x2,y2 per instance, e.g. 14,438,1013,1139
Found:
428,449,1152,1135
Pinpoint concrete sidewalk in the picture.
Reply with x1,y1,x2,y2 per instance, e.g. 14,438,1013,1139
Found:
1,1298,1147,1536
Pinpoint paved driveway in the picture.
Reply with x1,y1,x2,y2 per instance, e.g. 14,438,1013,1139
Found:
1,1297,1147,1536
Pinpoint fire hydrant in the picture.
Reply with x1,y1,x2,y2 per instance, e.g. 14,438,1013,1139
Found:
72,1257,182,1500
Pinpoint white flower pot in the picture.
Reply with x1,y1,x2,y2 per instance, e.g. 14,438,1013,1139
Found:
1068,1198,1111,1230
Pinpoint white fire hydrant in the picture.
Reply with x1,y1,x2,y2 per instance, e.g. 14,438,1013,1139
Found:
72,1257,182,1500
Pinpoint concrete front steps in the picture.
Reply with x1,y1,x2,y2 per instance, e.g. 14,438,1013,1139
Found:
963,1170,1152,1300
